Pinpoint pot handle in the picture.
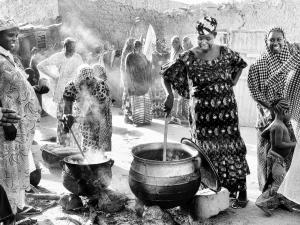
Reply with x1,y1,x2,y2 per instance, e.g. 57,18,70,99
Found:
193,156,201,175
108,159,114,167
59,160,64,169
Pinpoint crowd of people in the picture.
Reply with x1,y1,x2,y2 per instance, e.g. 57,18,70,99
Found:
1,15,300,224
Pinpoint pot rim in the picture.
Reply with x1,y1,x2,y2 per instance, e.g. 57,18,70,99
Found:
131,142,199,164
62,154,112,166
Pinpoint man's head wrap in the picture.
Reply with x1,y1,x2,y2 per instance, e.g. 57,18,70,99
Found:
196,17,217,35
0,17,18,32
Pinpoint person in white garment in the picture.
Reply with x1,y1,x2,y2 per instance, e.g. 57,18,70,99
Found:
37,37,83,146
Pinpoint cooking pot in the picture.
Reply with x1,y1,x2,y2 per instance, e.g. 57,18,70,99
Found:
61,154,114,196
128,139,220,208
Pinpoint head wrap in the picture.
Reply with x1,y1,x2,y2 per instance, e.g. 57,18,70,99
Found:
248,27,290,106
74,65,95,91
262,27,291,105
0,17,18,32
92,63,107,81
196,17,217,35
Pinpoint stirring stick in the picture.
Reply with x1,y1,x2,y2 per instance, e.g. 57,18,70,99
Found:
69,127,85,159
163,114,168,161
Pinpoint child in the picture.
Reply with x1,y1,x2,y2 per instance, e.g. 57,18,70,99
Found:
256,106,296,216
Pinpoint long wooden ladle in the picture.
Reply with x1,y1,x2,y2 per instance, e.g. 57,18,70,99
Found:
163,114,169,161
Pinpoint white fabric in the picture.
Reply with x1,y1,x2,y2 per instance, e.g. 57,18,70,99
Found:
38,51,83,102
278,120,300,204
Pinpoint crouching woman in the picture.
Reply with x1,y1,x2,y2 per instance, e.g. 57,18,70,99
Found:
62,65,112,153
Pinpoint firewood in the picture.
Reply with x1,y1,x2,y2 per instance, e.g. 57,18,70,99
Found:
55,217,82,225
25,193,61,200
85,212,97,225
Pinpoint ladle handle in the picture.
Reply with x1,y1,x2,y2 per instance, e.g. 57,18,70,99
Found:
69,126,85,159
163,115,168,161
60,117,85,158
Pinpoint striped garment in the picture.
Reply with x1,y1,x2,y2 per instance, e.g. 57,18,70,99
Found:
130,93,152,125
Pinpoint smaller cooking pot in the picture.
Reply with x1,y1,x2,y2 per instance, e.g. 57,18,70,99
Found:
61,154,114,196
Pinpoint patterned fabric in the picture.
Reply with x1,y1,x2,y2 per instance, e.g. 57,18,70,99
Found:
196,16,218,35
248,39,296,108
56,99,81,147
275,55,300,204
247,29,297,191
151,51,169,118
92,63,107,81
256,150,294,210
0,47,40,213
162,47,249,194
150,82,166,118
63,67,112,152
0,17,17,32
38,51,83,103
122,91,132,118
131,93,152,125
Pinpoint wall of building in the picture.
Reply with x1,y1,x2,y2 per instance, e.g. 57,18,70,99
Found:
0,0,59,24
114,0,188,12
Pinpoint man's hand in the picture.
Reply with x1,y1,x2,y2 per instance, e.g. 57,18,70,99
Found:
0,108,21,126
163,94,174,117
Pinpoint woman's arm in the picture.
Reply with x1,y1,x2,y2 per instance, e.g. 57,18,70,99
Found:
232,68,243,86
63,97,73,115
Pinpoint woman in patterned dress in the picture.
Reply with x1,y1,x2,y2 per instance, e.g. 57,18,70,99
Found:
62,65,112,153
124,40,153,126
162,17,249,208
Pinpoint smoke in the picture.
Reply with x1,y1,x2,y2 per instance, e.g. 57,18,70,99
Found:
60,14,104,59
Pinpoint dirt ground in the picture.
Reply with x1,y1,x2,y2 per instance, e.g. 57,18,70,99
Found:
28,107,300,225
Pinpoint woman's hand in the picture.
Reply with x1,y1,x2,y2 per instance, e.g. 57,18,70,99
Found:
0,108,21,126
61,114,75,133
163,94,174,117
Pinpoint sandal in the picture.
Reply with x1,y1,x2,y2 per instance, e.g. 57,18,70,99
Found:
17,206,42,215
231,199,249,209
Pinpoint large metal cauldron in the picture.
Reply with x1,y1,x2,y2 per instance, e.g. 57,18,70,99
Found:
61,154,114,196
129,142,201,208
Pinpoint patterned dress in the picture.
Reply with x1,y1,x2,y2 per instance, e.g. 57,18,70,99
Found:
162,47,249,194
0,46,40,213
63,68,112,152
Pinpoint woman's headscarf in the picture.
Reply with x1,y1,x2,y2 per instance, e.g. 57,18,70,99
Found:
196,16,217,35
264,27,291,78
0,17,18,32
74,65,96,91
248,27,293,106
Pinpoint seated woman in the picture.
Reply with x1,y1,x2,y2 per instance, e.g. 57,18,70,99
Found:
62,65,112,153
